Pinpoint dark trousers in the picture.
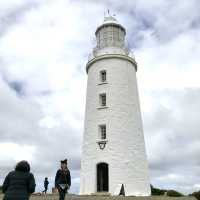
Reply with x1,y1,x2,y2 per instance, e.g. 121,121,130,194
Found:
42,186,48,193
58,189,67,200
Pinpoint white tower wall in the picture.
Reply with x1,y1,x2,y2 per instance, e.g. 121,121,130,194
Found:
80,16,150,196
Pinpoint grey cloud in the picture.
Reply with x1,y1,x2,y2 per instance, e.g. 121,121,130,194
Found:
79,0,200,46
142,88,200,193
0,75,81,193
0,1,41,37
7,80,26,96
1,70,55,97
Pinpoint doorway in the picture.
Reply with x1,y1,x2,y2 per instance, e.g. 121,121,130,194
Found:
97,162,109,192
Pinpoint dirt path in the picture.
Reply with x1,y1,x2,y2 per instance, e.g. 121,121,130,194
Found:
0,194,196,200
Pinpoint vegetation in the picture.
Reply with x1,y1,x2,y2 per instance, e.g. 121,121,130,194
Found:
190,191,200,200
151,185,167,196
0,185,2,193
167,190,184,197
151,185,184,197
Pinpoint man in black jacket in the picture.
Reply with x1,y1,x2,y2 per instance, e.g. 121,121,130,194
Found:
2,160,36,200
55,159,71,200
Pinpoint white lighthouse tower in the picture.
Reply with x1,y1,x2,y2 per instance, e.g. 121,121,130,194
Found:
80,15,150,196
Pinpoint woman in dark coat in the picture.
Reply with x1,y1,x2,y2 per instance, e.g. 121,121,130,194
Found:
55,159,71,200
2,160,36,200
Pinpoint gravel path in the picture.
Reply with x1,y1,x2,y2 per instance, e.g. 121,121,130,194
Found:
0,194,196,200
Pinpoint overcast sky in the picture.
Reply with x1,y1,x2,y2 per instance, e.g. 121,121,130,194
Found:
0,0,200,195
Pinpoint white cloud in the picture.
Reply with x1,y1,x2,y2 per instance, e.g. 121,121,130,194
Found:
0,142,36,162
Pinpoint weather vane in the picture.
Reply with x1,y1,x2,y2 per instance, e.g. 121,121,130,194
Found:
104,9,116,18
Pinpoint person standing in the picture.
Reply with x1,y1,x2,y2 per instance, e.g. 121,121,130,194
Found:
42,177,49,194
55,159,71,200
2,160,36,200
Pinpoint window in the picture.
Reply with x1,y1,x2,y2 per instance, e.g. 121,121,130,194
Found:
100,70,106,82
99,125,106,140
100,93,106,107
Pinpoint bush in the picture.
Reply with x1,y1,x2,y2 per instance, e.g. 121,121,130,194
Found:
167,190,184,197
191,191,200,200
0,185,2,193
151,185,167,196
151,185,184,197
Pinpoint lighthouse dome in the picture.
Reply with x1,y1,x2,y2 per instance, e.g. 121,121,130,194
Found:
102,15,120,25
95,15,126,50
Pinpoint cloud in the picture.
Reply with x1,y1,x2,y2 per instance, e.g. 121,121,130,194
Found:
142,89,200,193
0,73,82,192
0,0,46,37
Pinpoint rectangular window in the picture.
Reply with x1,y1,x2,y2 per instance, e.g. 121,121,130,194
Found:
100,70,106,82
99,125,106,140
100,93,106,107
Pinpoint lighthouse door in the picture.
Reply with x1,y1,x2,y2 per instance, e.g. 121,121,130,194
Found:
97,163,109,192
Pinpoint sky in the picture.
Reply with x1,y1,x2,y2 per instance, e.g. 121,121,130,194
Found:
0,0,200,195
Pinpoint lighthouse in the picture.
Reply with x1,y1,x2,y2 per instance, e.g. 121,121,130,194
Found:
80,15,150,196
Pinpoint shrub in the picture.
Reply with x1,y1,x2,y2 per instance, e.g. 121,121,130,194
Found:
167,190,184,197
151,184,167,196
191,191,200,200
